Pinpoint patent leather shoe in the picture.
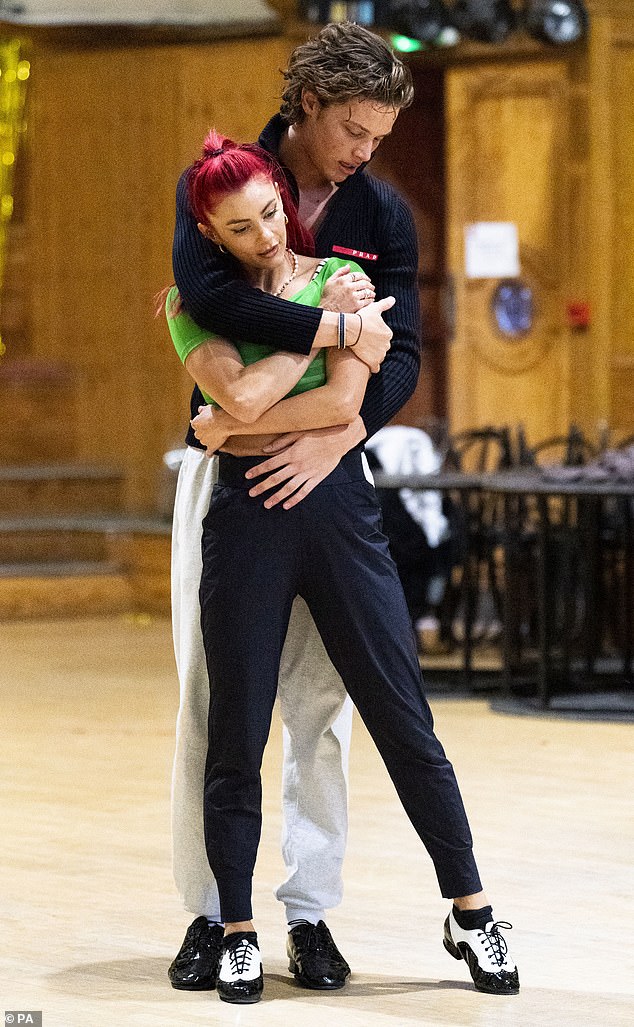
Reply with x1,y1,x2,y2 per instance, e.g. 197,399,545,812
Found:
168,916,224,990
287,919,350,990
443,910,520,995
217,931,264,1004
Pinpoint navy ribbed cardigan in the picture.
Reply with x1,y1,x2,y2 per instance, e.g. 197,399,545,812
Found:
172,115,421,448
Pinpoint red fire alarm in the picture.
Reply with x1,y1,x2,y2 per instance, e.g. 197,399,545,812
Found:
566,301,591,330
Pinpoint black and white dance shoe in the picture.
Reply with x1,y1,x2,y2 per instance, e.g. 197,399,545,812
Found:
168,917,224,990
287,919,351,990
216,931,264,1004
443,910,520,994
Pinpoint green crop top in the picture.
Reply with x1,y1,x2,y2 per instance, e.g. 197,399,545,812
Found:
166,256,364,407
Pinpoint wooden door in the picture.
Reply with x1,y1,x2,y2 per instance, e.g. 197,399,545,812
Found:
589,12,634,439
370,66,447,426
445,59,572,447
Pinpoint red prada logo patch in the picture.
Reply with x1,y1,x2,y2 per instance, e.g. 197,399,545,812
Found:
332,245,378,262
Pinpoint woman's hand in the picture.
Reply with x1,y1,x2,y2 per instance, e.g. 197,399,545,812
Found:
319,263,376,313
191,405,231,454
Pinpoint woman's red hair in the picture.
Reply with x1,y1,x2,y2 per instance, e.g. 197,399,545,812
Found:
187,129,314,256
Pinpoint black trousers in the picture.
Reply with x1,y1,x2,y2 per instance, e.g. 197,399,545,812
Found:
200,450,482,922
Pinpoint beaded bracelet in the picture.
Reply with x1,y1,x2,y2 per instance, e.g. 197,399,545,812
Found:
337,312,346,349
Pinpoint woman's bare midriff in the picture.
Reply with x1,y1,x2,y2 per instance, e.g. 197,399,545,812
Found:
219,433,280,457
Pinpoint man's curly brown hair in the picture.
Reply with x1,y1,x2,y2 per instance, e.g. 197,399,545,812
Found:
280,22,414,125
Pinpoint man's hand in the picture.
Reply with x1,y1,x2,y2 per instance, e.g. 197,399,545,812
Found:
352,296,395,373
320,263,376,312
191,405,231,454
244,418,367,510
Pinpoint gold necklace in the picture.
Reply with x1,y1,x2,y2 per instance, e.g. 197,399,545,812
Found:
272,249,298,297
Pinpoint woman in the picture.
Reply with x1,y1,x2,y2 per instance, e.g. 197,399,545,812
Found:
166,132,518,1005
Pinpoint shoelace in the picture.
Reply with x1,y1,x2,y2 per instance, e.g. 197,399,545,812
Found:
479,921,513,968
289,920,331,961
180,922,212,961
315,923,341,959
306,926,330,957
226,938,257,976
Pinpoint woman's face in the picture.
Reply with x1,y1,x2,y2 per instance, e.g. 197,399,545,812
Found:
198,176,288,271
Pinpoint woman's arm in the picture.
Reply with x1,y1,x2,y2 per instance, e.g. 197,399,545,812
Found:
184,338,318,424
191,348,370,450
167,286,320,423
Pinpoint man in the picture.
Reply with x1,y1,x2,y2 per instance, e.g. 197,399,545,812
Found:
168,21,518,998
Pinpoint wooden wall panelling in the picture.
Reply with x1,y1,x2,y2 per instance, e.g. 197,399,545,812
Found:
607,21,634,437
173,37,294,168
370,67,447,426
588,13,634,439
445,60,573,447
587,15,617,439
27,41,182,509
26,34,291,512
565,50,597,441
608,27,634,438
1,166,32,362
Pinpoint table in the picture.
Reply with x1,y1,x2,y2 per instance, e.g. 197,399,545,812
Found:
373,467,634,705
482,471,634,706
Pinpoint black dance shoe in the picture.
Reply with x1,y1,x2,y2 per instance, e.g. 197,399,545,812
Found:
216,931,264,1004
443,911,520,994
287,920,351,990
168,916,224,991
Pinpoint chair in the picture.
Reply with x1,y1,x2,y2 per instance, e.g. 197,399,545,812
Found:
517,423,597,469
504,425,597,693
589,434,634,672
441,426,514,680
614,433,634,450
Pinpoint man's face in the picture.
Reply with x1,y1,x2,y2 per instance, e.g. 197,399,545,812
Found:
300,94,398,185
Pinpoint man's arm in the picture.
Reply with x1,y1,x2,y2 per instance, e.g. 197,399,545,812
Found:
228,187,422,507
357,190,421,439
174,172,393,371
174,173,377,365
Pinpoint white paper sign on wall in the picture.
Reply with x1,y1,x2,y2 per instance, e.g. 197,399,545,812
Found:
464,222,520,279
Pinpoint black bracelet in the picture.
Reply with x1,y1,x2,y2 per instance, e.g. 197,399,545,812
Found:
347,312,363,348
337,311,346,349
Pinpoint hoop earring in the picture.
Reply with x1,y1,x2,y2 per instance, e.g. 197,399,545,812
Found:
284,214,288,225
218,243,227,254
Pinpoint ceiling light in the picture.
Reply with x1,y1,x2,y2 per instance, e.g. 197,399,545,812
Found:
523,0,589,45
387,0,459,47
451,0,517,44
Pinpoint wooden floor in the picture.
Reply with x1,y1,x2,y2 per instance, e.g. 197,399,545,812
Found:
1,616,633,1027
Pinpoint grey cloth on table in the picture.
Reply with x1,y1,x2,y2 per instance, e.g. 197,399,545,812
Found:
541,445,634,483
